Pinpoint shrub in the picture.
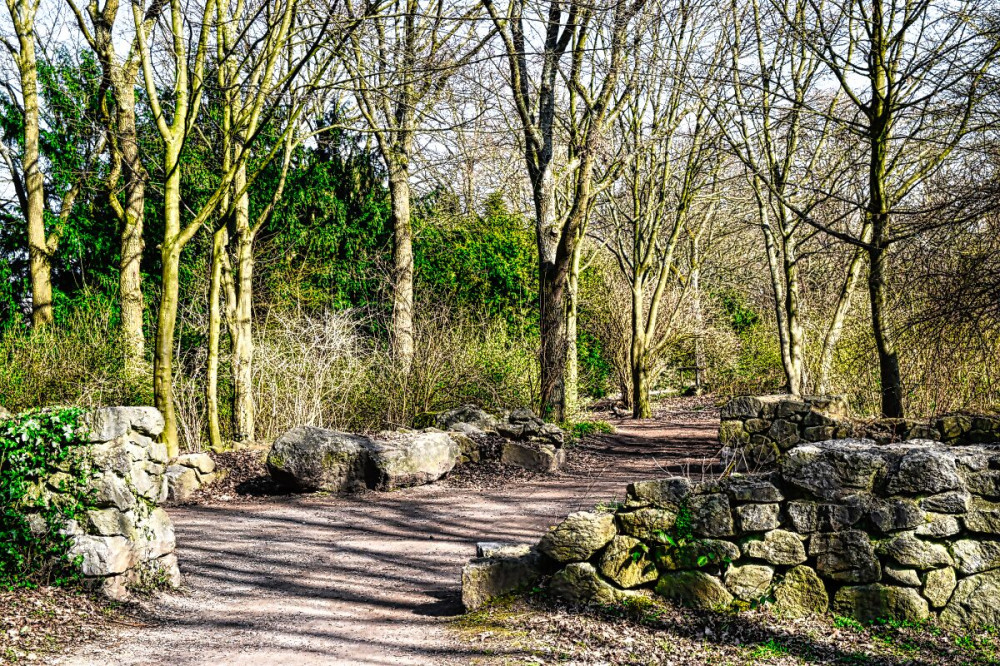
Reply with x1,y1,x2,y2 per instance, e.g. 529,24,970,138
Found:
0,408,93,588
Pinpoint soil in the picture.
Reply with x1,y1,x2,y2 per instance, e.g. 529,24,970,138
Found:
51,397,720,665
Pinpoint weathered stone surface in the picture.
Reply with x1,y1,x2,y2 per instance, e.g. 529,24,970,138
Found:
781,440,888,500
721,396,765,419
919,491,970,514
880,532,953,570
599,536,658,588
476,542,532,559
888,448,961,495
786,501,817,533
462,551,541,611
744,418,770,434
539,512,616,563
833,584,929,624
689,494,733,537
86,508,136,538
810,531,881,583
818,498,866,531
923,567,956,608
368,431,459,489
500,441,565,473
951,539,1000,575
722,478,783,503
718,420,749,446
657,539,740,571
883,563,922,587
165,465,199,502
742,529,806,565
68,535,134,576
174,453,216,475
550,562,633,605
963,498,1000,534
723,564,773,602
964,470,1000,498
627,478,692,508
655,571,733,610
868,498,923,533
616,507,677,542
773,565,828,618
151,553,181,588
768,420,800,450
940,569,1000,628
436,404,499,431
87,406,164,441
915,513,961,538
735,503,780,532
134,508,175,559
267,426,370,492
91,471,138,510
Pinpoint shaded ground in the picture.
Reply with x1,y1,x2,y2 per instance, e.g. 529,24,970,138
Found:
52,398,720,665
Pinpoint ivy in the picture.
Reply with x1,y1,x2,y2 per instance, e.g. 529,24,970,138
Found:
0,408,95,589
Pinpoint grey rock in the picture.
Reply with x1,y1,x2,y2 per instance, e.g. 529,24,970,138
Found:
68,535,134,576
657,539,740,571
627,478,692,508
883,563,922,587
720,396,766,419
500,441,565,473
86,508,135,538
724,564,774,602
781,440,888,500
742,529,806,565
174,453,216,475
833,584,929,624
267,426,371,492
735,503,780,532
810,530,881,583
951,539,1000,575
134,508,175,559
940,569,1000,628
964,498,1000,534
462,551,541,611
773,565,828,618
923,567,956,608
87,407,164,441
538,511,616,563
436,404,499,431
786,501,818,533
599,536,658,588
964,470,1000,498
868,497,923,533
655,570,733,610
768,420,801,450
90,472,137,511
718,420,749,446
915,513,961,538
689,493,733,538
817,499,865,531
367,431,459,489
616,507,677,542
879,532,953,570
722,478,783,503
920,491,970,514
551,562,635,605
165,465,200,502
744,418,771,434
152,553,182,588
476,542,532,559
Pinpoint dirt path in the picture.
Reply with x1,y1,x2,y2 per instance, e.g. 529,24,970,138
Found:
58,398,719,666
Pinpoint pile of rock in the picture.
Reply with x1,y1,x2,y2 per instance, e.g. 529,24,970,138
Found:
429,404,567,473
464,437,1000,628
23,407,181,600
164,453,218,502
720,394,1000,470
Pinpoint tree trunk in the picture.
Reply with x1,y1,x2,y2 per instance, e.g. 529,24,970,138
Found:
630,286,651,418
818,244,866,394
115,77,147,372
758,201,795,391
18,26,53,328
388,162,414,373
783,235,804,394
206,227,226,452
867,239,903,417
535,163,569,421
155,143,183,456
691,235,705,395
231,165,255,443
564,240,582,417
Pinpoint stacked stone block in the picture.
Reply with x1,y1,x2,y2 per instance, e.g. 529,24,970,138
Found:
22,407,181,600
518,438,1000,628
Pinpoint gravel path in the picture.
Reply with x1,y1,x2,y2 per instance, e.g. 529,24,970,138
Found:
57,399,719,665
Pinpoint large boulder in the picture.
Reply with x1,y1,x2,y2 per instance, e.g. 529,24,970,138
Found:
68,535,134,577
940,569,1000,628
500,441,565,473
616,507,678,542
599,535,658,588
781,440,889,500
833,584,929,624
810,530,881,583
367,431,459,490
435,404,499,431
773,565,828,618
266,426,371,492
723,563,774,602
462,548,541,611
538,512,616,563
655,570,733,610
741,529,806,566
550,562,635,605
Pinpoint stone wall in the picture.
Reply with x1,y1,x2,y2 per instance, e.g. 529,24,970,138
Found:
23,407,180,600
720,394,1000,470
472,438,1000,628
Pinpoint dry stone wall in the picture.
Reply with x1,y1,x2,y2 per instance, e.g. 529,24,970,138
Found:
23,407,180,600
720,394,1000,470
502,438,1000,628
